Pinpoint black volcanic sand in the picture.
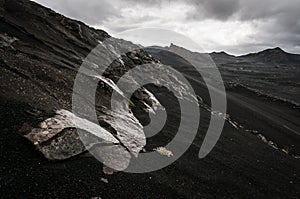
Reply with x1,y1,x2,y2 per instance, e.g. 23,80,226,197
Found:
1,0,300,198
146,48,300,156
226,86,300,154
1,90,300,198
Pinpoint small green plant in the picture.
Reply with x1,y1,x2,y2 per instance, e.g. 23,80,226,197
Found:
128,99,135,107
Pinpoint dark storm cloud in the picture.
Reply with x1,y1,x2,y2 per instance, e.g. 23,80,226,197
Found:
237,0,300,35
236,0,300,52
238,0,300,36
187,0,240,20
237,0,298,21
123,0,241,20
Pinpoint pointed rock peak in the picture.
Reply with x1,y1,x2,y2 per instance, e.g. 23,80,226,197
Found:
167,43,194,53
169,43,182,49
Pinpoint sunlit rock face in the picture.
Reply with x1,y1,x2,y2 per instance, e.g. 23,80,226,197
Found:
0,0,197,167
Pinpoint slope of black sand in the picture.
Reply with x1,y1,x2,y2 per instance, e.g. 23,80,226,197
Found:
1,100,300,198
1,0,300,198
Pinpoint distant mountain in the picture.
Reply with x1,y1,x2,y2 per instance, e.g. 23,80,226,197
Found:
148,44,300,66
240,47,300,65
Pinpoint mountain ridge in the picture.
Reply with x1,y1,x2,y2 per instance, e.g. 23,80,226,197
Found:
150,43,300,66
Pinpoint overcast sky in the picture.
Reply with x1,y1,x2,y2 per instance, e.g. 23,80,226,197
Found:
33,0,300,55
